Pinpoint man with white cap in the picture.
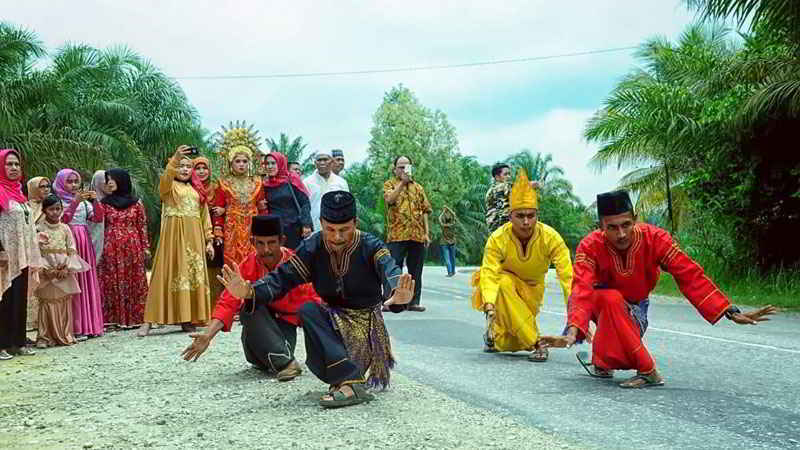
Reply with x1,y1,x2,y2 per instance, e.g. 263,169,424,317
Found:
304,151,349,233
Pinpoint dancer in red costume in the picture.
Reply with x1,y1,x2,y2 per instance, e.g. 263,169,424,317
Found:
541,190,776,388
181,215,320,381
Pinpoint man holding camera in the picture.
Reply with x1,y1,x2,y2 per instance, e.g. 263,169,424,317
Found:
383,156,431,312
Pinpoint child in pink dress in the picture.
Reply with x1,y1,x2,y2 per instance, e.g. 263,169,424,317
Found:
35,195,90,348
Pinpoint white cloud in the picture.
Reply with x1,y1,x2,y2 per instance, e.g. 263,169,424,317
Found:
6,0,692,201
458,108,624,205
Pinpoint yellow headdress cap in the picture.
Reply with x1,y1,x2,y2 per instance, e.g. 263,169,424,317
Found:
227,145,253,163
510,169,538,210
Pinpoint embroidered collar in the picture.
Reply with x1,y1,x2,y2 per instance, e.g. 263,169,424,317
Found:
604,224,643,277
324,230,362,278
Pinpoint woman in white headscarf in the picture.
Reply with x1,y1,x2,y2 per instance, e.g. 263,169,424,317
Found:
88,170,106,264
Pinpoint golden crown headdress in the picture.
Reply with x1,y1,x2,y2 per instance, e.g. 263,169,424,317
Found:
510,168,538,210
211,120,263,176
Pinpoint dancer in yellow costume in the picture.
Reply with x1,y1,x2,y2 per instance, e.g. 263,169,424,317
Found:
471,169,573,362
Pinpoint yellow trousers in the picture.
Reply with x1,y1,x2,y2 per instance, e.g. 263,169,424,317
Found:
472,271,545,352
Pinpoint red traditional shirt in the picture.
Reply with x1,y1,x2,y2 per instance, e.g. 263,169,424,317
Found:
212,247,321,330
567,223,731,338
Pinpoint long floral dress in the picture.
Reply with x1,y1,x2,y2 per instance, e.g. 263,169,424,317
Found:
97,202,150,326
62,199,105,336
212,175,265,267
143,158,213,325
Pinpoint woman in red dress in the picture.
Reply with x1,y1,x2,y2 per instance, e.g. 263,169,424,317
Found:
96,169,150,328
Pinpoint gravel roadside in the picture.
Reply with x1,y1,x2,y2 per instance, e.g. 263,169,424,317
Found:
1,325,582,449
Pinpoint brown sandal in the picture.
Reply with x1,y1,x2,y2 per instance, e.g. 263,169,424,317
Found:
319,384,374,409
620,371,664,388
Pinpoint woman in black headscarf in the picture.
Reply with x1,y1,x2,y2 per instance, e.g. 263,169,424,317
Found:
96,168,150,329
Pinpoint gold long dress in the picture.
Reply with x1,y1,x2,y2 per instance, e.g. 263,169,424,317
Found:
143,158,213,325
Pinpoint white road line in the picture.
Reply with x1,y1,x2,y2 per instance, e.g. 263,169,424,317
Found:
423,287,800,354
538,310,800,355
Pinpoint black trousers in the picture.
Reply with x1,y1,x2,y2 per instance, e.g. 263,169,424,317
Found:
0,269,29,350
239,300,297,373
387,240,426,305
299,302,363,386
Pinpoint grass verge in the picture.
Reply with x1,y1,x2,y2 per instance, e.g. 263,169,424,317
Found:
654,270,800,310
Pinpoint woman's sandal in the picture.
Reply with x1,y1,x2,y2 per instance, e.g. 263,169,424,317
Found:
619,372,665,389
318,384,374,409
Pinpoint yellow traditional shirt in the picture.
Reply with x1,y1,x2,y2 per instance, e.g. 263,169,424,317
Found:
383,178,432,243
478,221,573,307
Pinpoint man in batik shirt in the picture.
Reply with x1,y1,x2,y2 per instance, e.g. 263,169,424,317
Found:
219,191,415,409
542,190,777,388
383,155,432,312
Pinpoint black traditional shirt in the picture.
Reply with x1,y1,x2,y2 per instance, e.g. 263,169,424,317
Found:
251,230,404,311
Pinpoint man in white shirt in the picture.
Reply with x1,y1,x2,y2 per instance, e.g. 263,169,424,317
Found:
304,151,350,232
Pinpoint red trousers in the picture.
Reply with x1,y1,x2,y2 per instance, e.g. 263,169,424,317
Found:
588,290,655,373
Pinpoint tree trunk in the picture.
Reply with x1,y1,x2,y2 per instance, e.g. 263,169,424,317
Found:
664,161,674,234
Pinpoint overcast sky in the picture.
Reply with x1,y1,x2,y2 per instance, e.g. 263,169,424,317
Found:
5,0,698,204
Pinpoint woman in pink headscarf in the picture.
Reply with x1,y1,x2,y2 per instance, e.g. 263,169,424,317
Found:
53,168,104,338
0,149,45,360
262,152,312,250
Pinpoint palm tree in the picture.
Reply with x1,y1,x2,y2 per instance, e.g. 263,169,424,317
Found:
688,0,800,47
266,133,309,163
504,150,565,184
688,1,800,131
585,25,734,233
0,22,204,246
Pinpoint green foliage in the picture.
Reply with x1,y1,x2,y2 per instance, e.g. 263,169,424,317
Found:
592,6,800,297
367,85,464,216
0,22,205,247
266,133,315,175
346,84,592,265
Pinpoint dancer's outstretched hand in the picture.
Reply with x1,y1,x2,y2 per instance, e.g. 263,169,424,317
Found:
730,305,777,325
181,333,211,362
218,263,251,299
384,274,414,306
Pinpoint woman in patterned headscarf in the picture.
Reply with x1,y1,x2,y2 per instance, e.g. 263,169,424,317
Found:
0,149,44,360
190,157,224,310
25,176,51,331
138,146,215,337
53,168,104,339
26,176,51,226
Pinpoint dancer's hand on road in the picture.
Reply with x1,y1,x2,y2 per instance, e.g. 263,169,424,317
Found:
538,335,571,348
181,333,211,362
384,274,414,306
218,263,252,299
730,305,777,325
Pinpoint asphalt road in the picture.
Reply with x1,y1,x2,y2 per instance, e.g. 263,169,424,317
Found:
384,267,800,449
